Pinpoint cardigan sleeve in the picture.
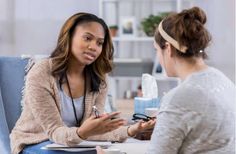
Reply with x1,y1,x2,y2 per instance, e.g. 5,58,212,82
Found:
24,60,83,146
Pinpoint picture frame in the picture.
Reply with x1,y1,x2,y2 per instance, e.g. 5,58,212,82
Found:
119,16,136,37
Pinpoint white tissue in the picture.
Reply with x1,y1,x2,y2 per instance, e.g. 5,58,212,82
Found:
142,73,158,98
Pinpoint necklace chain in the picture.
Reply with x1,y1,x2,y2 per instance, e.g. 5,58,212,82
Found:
65,72,86,126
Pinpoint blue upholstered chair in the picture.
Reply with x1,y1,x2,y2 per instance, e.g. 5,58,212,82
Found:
0,57,97,154
0,57,29,154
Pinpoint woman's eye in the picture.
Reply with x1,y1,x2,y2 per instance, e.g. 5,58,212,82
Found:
97,42,103,46
84,36,91,41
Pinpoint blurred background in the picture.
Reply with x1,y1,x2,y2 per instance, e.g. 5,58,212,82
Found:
0,0,235,108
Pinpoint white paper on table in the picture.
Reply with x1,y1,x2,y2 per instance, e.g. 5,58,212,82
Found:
41,141,112,152
110,139,150,154
41,146,96,152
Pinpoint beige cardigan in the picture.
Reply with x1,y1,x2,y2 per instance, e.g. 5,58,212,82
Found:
10,59,129,154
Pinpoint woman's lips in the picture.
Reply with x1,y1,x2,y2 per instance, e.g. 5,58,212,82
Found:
84,52,96,61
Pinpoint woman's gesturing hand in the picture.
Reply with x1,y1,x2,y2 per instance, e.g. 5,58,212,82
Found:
128,119,156,137
77,112,126,139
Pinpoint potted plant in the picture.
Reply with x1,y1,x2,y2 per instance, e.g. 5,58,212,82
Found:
141,12,170,37
109,25,118,37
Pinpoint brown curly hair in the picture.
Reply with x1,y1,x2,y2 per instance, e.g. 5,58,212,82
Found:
155,7,211,59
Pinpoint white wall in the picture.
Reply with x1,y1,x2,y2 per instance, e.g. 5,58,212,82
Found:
0,0,99,56
0,0,14,55
0,0,235,82
193,0,235,82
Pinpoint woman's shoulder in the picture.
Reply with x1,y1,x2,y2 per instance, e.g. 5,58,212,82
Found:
161,81,206,110
27,58,52,78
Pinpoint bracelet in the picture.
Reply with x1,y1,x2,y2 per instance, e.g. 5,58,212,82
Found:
76,128,87,140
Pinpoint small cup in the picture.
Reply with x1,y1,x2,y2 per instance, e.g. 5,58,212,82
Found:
145,107,159,117
103,148,121,154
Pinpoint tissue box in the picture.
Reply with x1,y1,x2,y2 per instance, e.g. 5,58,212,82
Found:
134,97,160,114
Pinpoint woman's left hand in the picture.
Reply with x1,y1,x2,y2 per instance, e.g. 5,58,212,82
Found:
128,119,156,137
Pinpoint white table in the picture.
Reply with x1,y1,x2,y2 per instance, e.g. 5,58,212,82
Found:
106,138,150,154
42,138,149,154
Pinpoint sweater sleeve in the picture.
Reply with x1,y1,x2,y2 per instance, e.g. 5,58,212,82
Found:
24,60,83,146
146,107,187,154
146,92,200,154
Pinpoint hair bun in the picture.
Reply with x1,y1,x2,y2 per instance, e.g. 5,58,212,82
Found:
181,7,206,24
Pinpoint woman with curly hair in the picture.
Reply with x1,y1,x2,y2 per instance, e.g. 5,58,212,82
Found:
147,7,235,153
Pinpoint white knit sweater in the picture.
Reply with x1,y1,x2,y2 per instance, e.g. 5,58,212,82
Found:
147,67,235,154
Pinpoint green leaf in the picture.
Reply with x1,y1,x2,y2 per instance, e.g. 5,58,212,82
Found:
141,12,170,36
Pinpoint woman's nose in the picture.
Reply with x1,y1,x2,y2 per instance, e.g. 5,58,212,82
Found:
88,42,97,51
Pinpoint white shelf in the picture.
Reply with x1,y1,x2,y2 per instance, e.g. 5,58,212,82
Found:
153,73,180,81
114,58,143,63
110,74,180,82
100,0,187,99
110,76,141,80
101,0,175,2
100,0,118,2
112,37,153,42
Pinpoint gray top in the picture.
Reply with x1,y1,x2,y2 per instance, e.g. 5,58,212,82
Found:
147,67,235,154
58,86,84,127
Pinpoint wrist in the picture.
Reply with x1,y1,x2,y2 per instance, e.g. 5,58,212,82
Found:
76,128,88,140
127,125,136,137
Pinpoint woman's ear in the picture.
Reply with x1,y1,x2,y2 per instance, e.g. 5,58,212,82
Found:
165,42,174,57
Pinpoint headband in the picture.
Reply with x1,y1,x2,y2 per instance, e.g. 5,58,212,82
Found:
158,20,188,53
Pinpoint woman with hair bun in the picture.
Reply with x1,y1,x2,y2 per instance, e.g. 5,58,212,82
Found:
146,7,235,153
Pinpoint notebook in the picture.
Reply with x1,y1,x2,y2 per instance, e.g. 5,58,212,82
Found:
41,141,112,152
44,140,111,148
